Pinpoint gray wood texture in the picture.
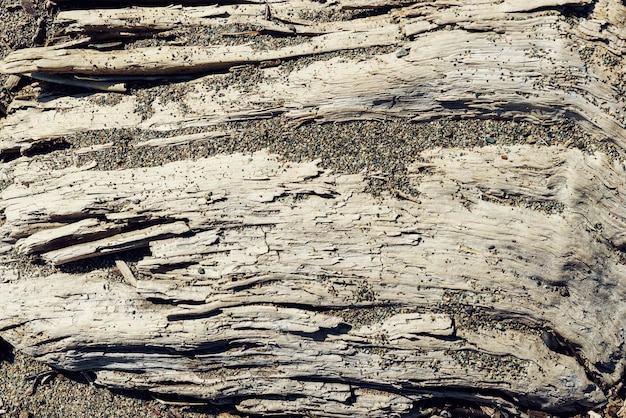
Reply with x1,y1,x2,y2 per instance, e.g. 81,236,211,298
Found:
0,0,625,415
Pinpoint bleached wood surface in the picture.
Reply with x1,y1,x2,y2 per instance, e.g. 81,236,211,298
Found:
0,0,624,153
0,0,625,415
1,147,626,414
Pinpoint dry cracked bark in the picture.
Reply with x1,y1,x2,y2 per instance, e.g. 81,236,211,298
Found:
0,0,625,416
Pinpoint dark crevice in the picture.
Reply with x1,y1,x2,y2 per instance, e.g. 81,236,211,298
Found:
146,297,206,306
165,301,364,322
70,340,261,358
346,386,357,405
424,334,460,343
278,302,399,313
46,212,110,224
119,216,183,229
147,261,197,274
343,7,396,19
289,323,352,342
288,375,559,414
440,100,468,110
407,385,590,414
0,148,21,163
0,336,14,363
462,27,499,34
57,247,151,274
218,276,279,292
595,360,616,375
167,309,223,322
0,319,35,333
541,329,578,356
271,190,337,203
32,335,71,347
559,2,597,19
495,2,597,18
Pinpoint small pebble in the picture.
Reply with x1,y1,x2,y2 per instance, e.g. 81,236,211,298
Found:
396,48,409,58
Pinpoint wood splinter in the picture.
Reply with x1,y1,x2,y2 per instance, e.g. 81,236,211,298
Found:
115,259,138,288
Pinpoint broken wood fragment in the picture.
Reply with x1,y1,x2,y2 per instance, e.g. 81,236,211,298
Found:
114,259,137,287
1,0,623,155
42,222,190,265
1,27,400,76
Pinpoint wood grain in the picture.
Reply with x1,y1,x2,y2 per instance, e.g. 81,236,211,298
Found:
0,0,625,414
2,147,626,413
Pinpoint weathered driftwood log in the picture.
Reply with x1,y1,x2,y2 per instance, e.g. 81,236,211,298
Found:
2,147,626,414
0,0,625,416
0,0,624,154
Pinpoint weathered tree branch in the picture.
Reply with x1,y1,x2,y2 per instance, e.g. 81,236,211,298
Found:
2,146,626,413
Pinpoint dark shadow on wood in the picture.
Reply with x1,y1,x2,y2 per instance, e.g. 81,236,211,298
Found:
0,336,14,363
